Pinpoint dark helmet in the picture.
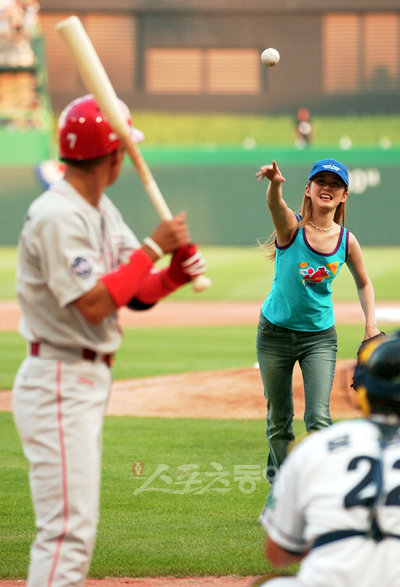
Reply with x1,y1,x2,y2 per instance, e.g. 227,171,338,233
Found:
353,331,400,417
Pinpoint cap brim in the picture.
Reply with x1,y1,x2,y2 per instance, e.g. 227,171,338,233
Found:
309,170,348,187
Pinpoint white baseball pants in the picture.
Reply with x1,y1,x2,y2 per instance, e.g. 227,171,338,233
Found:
13,356,111,587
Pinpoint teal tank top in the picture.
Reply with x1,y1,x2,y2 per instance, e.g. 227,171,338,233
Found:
262,222,349,332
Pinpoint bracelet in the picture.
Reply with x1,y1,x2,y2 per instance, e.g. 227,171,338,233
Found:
142,237,164,259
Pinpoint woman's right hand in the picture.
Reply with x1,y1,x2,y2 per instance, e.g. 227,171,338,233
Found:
255,160,286,184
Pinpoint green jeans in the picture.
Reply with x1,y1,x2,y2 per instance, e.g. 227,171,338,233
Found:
256,312,337,482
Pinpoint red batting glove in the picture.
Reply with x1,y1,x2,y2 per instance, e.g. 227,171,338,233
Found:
166,244,206,286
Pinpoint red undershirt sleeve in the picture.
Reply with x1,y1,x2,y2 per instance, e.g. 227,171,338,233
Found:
100,248,154,308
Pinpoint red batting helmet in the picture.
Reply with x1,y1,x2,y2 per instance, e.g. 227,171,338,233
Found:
58,94,144,161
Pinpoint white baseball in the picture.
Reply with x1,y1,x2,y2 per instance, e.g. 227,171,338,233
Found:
261,48,280,67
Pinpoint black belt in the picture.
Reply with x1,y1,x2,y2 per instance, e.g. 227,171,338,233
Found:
30,342,113,367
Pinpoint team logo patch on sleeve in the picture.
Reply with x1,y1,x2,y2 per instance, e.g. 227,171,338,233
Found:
71,256,92,278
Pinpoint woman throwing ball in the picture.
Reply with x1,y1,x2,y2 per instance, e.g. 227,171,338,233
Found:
255,159,380,488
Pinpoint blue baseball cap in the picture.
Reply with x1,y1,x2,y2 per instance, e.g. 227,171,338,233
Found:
308,159,349,187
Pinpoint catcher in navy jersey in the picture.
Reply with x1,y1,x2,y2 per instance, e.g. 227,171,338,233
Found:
258,331,400,587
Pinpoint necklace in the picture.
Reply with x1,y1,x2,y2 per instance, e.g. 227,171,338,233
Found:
309,220,334,232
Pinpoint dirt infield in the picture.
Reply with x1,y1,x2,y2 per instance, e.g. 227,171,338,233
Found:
0,299,362,419
0,362,359,419
1,299,399,331
1,299,394,586
0,578,260,586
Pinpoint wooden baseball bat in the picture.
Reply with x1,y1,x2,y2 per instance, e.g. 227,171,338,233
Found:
56,15,211,293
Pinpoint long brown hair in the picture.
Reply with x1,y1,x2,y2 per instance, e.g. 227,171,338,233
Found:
259,180,347,260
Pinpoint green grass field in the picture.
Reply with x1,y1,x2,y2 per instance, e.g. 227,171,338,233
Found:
65,113,400,147
2,245,400,301
1,244,399,579
2,323,394,392
1,244,400,390
0,413,301,578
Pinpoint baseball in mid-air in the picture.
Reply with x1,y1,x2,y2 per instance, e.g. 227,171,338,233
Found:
261,48,280,67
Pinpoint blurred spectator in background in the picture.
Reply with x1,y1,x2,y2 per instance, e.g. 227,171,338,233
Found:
0,0,41,129
294,107,313,148
0,0,39,67
22,0,40,37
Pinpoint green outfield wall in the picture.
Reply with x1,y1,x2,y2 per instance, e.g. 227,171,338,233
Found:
1,146,399,246
0,129,52,165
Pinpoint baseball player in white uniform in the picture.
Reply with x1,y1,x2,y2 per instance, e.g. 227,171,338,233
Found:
12,94,206,587
258,331,400,587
